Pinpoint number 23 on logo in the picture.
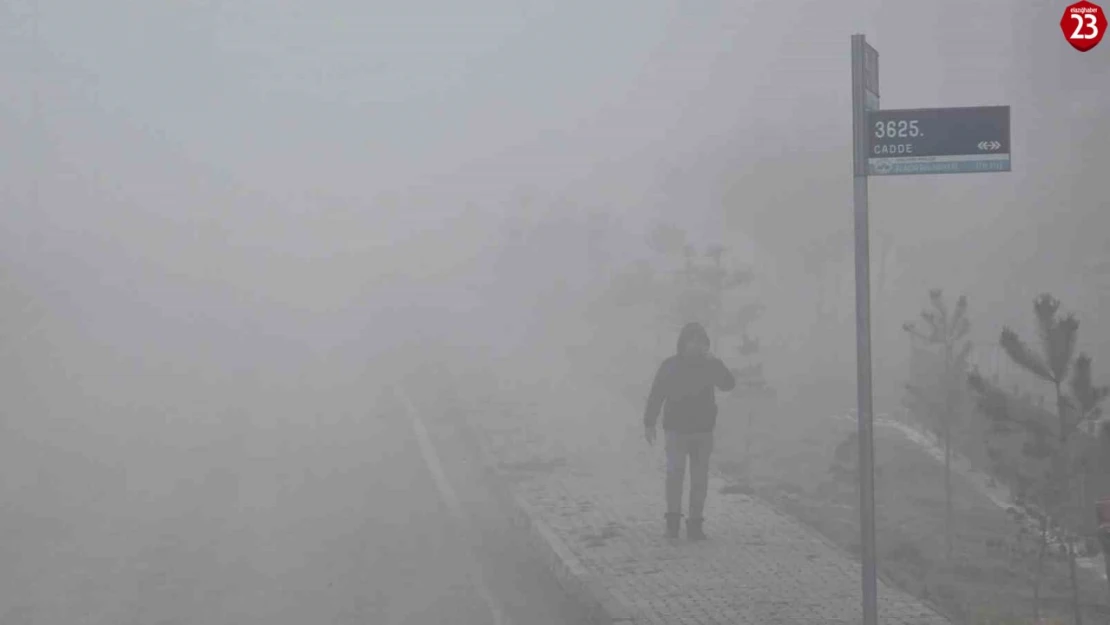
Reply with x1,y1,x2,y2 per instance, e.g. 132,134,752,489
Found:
1061,0,1107,52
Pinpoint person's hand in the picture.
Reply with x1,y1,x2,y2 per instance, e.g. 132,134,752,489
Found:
645,425,657,446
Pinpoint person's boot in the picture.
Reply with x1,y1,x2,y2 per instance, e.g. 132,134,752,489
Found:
664,513,682,539
687,517,707,541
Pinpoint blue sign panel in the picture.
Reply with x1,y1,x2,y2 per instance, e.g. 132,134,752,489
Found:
867,106,1010,176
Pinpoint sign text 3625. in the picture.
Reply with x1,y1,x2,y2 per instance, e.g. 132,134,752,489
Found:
873,120,921,139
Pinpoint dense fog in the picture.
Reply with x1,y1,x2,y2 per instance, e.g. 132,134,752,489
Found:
0,1,1107,623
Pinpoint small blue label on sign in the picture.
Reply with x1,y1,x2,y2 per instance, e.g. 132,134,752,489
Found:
869,157,1011,176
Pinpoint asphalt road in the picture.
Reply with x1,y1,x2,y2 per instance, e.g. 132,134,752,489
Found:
0,380,587,625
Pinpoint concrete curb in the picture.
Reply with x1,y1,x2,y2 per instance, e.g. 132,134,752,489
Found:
491,470,636,624
460,417,637,624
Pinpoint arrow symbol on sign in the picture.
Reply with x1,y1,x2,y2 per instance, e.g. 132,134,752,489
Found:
978,141,1002,151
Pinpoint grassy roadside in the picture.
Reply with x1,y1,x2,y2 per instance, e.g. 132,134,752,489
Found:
712,405,1109,625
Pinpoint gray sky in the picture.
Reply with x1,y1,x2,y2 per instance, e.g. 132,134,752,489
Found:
2,0,1107,411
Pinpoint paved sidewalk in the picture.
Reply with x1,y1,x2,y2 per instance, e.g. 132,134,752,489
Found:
461,377,953,625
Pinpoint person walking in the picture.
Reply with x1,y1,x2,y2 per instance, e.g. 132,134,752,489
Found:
644,322,736,540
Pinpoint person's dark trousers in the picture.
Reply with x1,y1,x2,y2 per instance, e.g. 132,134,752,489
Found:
664,430,714,538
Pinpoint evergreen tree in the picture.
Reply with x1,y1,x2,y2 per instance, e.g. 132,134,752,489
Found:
903,289,972,562
969,294,1110,625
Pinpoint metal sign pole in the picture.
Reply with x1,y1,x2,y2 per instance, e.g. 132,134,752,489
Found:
850,33,879,625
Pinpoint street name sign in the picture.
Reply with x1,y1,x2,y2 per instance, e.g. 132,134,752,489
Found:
863,41,879,111
861,41,879,111
867,105,1010,176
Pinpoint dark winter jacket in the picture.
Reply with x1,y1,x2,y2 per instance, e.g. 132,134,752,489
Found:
643,323,736,434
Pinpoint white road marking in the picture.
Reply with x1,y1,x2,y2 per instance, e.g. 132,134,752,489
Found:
394,385,509,625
